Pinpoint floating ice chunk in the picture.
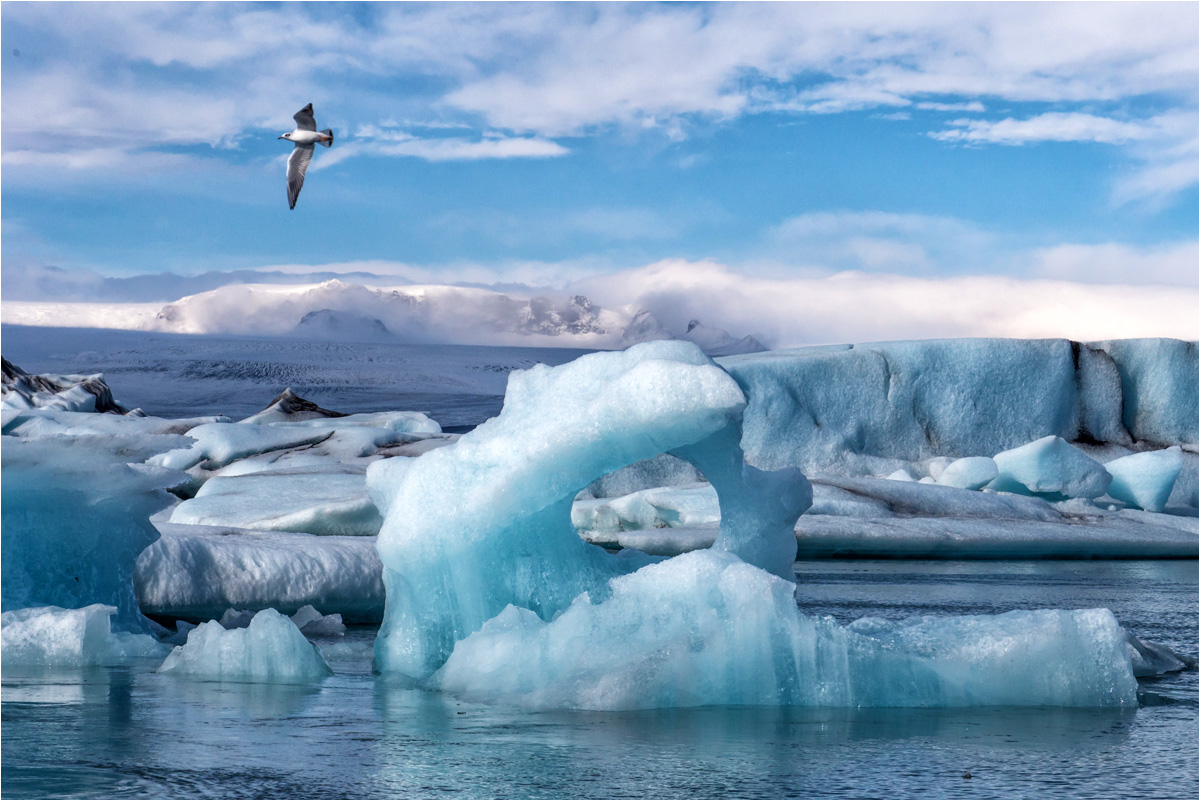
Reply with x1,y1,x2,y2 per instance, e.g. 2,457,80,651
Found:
2,409,226,442
1103,447,1183,513
923,456,955,481
1124,630,1196,677
435,550,1137,710
918,476,936,484
1,357,137,415
1,437,183,627
316,638,376,663
238,388,347,423
168,467,382,536
936,456,999,490
371,341,809,680
136,523,384,624
157,608,332,683
163,620,198,646
886,469,916,482
290,605,346,637
233,384,439,435
148,422,334,471
269,411,441,435
571,483,720,534
989,436,1112,500
579,525,718,556
581,453,705,499
1,605,167,667
219,608,255,629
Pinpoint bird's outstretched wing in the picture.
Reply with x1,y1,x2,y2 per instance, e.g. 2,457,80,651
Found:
293,103,317,132
287,143,315,210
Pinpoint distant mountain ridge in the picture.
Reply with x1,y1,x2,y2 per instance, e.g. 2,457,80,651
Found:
139,279,766,351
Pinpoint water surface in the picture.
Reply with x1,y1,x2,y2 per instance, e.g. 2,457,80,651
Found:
4,560,1196,799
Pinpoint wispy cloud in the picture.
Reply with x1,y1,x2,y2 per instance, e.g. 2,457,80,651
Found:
766,211,999,276
930,111,1199,207
338,124,570,163
931,112,1171,146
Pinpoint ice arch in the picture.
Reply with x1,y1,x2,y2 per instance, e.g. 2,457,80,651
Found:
369,341,1137,709
367,341,811,680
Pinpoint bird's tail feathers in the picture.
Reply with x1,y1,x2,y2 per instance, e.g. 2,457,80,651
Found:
319,129,334,147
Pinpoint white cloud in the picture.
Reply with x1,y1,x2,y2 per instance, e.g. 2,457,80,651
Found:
572,259,1199,346
915,101,986,112
930,110,1198,206
5,3,1195,157
931,112,1168,146
345,131,569,162
767,211,998,275
1033,241,1199,286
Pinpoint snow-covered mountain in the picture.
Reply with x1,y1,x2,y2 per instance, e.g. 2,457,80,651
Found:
146,280,671,348
680,320,767,357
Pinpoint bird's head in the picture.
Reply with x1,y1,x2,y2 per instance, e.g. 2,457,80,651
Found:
278,132,292,140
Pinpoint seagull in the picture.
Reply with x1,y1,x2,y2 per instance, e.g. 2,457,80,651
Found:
279,103,334,210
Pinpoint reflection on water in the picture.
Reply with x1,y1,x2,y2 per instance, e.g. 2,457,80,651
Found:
3,560,1196,799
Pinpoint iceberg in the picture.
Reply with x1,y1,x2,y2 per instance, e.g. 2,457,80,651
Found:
1,356,138,415
717,338,1197,475
1,437,183,628
1,604,167,667
290,605,346,637
157,608,332,683
148,422,336,470
370,341,811,680
435,550,1137,710
936,456,999,490
1103,446,1183,513
989,436,1112,500
578,476,1196,559
168,466,383,536
238,387,349,423
136,523,384,624
571,482,722,536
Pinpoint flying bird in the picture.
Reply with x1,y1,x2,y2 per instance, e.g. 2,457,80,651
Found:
279,103,334,210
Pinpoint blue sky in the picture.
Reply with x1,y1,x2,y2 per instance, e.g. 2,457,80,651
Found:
1,1,1197,306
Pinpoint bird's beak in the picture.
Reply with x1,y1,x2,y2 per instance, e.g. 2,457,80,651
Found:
278,135,286,139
